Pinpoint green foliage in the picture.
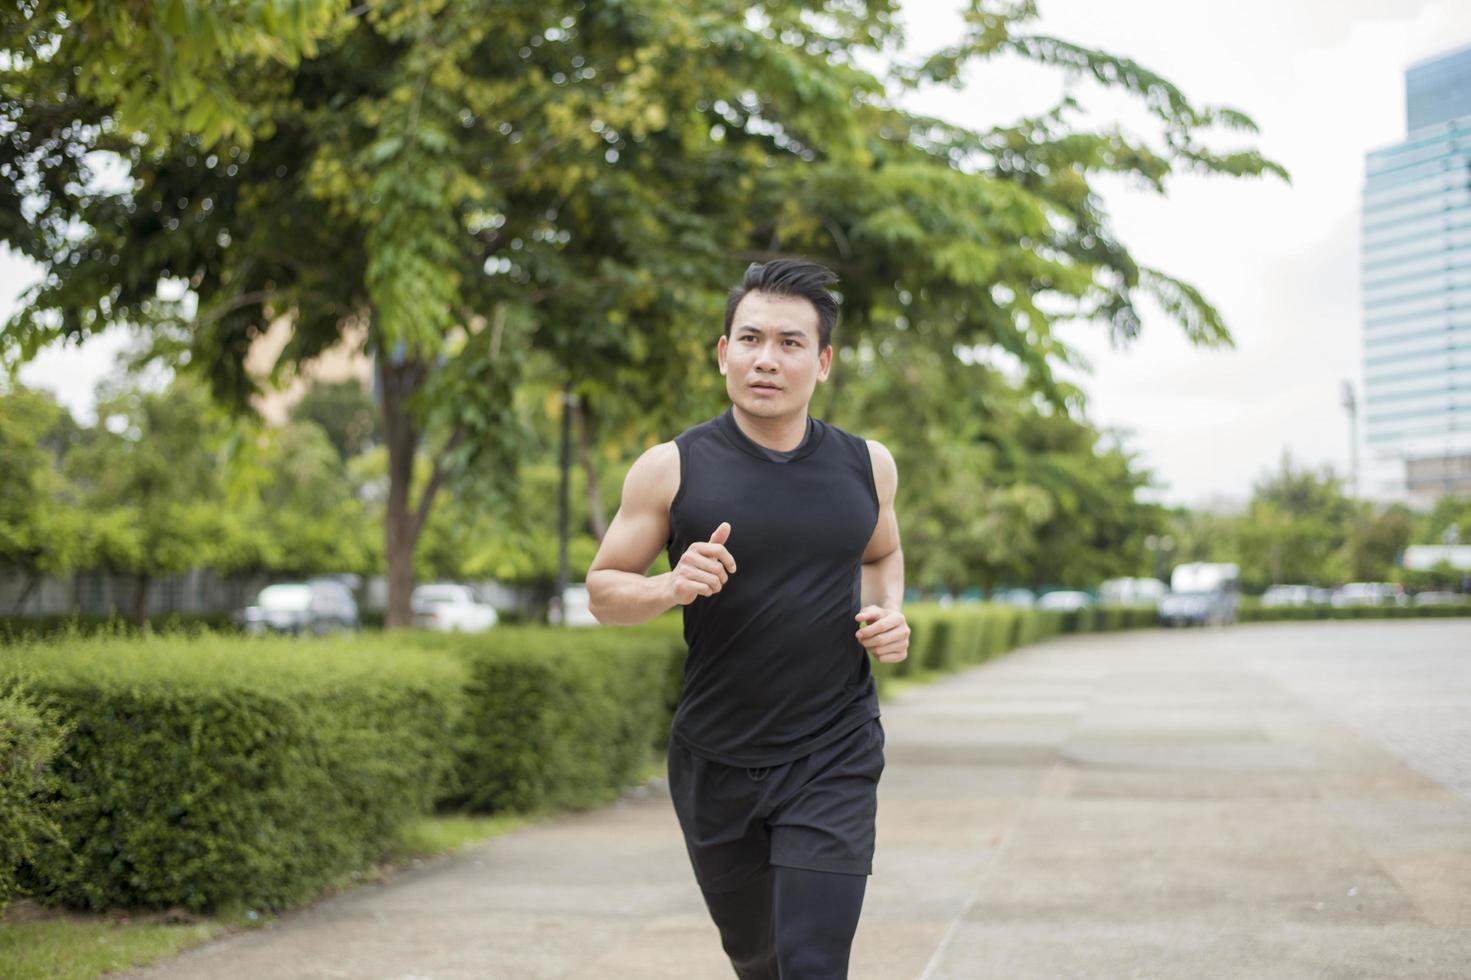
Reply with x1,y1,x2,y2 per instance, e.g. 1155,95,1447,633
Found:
0,602,1186,921
0,632,467,914
0,384,92,604
0,687,69,917
1,0,1286,621
226,418,379,575
60,374,241,592
427,620,686,813
1162,455,1465,592
0,613,239,645
0,372,380,610
844,352,1165,592
887,602,1061,683
1237,599,1471,622
1344,505,1414,583
1414,495,1471,547
290,379,381,461
2,1,351,151
0,917,227,980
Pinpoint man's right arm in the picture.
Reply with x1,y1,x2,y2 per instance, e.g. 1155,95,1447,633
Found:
586,442,681,625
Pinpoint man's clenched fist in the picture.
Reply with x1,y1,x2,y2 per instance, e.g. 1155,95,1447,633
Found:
855,605,909,663
671,522,738,605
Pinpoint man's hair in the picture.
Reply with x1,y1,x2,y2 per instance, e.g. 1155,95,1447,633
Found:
723,258,841,349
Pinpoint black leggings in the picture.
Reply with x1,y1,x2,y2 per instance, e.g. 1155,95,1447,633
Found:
699,865,868,980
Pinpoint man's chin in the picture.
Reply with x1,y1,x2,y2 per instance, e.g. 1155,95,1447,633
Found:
735,394,787,415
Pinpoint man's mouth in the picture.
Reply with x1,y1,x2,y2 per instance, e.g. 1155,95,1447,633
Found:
750,382,781,390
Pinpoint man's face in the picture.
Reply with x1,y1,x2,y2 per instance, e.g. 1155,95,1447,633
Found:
718,291,832,419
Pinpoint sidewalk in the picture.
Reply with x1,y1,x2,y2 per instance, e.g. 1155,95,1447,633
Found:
118,621,1471,979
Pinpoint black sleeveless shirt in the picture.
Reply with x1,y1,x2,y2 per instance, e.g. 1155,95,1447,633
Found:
664,405,882,767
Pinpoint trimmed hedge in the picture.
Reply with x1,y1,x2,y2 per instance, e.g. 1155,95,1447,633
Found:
1238,602,1471,622
885,605,1065,689
38,597,1448,918
0,633,468,914
0,688,68,918
0,618,690,916
412,621,686,814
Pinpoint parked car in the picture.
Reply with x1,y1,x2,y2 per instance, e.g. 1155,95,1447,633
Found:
1098,577,1167,607
1159,562,1239,627
1331,582,1408,608
989,588,1037,608
1411,590,1465,607
239,580,360,636
1037,590,1093,612
411,583,499,632
1260,584,1331,608
553,583,601,626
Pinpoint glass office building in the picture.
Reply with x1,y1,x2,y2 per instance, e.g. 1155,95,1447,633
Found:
1361,42,1471,502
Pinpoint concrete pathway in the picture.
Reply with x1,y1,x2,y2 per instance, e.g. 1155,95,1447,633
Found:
116,620,1471,979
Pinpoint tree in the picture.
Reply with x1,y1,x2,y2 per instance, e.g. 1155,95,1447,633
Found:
0,383,90,611
1342,504,1413,583
2,1,1286,623
1415,495,1471,546
1251,449,1355,525
63,374,240,623
221,417,380,578
832,343,1163,592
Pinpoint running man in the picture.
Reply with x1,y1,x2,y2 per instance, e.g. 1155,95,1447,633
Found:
586,257,909,979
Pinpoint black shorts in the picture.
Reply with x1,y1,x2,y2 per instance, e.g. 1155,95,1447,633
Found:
666,716,885,894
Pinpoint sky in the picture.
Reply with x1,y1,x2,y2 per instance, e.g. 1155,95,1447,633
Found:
6,0,1471,509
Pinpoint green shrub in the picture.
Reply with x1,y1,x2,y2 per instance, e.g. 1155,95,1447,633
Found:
0,633,466,914
953,610,985,665
1236,602,1471,623
425,622,686,815
987,607,1019,657
922,618,955,671
0,687,69,917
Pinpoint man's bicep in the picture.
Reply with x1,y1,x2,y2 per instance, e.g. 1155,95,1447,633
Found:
588,445,676,576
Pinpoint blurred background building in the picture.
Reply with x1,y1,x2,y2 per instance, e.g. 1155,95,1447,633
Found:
1360,41,1471,505
245,316,374,425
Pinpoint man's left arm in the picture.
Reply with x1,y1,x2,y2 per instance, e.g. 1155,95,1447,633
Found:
855,439,909,664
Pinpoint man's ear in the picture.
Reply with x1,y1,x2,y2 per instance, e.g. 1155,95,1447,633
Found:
816,343,833,381
717,334,728,375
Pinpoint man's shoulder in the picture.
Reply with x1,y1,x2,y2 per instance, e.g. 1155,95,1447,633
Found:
862,437,896,469
624,441,681,510
852,433,897,500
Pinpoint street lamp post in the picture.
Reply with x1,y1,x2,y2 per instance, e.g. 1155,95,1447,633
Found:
1145,535,1175,583
554,380,575,626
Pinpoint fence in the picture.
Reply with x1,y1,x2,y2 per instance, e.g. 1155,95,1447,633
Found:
0,566,537,619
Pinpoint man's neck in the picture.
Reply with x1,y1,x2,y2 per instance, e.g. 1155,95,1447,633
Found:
730,404,810,452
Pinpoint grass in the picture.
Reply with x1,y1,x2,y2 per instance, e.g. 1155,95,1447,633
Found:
0,809,533,980
0,914,227,980
385,812,531,865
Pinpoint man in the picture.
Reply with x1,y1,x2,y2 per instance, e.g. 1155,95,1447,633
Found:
586,257,908,979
